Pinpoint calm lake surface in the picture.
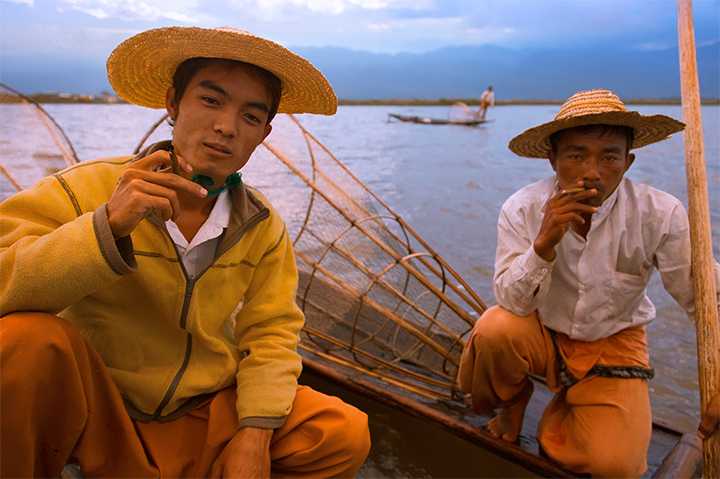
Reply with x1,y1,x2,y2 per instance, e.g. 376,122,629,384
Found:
2,103,718,462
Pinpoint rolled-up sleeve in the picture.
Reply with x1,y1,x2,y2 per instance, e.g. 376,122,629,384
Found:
493,205,555,316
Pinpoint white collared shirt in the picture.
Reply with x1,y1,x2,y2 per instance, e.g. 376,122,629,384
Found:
166,190,232,280
494,176,720,341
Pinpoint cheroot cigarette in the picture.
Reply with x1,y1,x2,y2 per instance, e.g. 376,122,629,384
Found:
562,187,585,196
169,145,180,175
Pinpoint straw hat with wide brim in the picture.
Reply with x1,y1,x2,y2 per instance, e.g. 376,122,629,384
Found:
107,26,337,115
509,89,685,158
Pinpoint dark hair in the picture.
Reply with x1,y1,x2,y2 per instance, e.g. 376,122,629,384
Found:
549,124,634,155
169,57,282,125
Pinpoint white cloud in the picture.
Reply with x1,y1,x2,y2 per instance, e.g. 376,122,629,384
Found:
4,0,716,56
306,0,392,12
465,25,517,44
57,0,199,23
0,22,145,55
226,0,395,17
368,22,389,31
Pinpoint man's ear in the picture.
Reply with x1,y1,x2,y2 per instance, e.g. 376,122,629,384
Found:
548,150,557,172
262,123,272,142
624,153,636,173
166,88,177,120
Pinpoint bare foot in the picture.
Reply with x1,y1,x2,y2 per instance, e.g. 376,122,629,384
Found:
486,380,534,443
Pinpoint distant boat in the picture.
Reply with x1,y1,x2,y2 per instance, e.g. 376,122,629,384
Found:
388,113,489,126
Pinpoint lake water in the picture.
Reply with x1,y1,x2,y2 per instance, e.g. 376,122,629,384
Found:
1,102,718,441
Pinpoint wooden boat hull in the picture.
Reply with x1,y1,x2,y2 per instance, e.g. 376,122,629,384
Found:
389,113,488,126
300,347,702,478
297,269,702,478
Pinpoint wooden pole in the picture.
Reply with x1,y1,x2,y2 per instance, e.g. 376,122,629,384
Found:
676,0,720,477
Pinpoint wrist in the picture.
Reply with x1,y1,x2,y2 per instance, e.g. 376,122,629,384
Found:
236,426,273,446
533,239,556,262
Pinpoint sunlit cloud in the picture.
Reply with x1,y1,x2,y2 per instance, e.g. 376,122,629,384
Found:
57,0,199,23
2,0,717,55
465,26,518,44
1,24,145,54
368,23,389,31
635,42,674,51
226,0,396,17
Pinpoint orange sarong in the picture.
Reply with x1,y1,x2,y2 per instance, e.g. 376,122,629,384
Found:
0,312,371,478
458,305,652,478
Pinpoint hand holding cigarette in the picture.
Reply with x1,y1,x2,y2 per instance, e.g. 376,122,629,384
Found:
562,187,586,196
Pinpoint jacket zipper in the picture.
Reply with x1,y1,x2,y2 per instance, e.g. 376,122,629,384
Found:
146,207,269,420
152,333,192,419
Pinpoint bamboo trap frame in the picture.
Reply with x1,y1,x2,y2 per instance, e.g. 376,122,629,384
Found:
248,114,488,401
0,83,79,202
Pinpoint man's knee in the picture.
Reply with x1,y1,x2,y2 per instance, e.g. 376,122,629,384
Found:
321,395,371,467
591,454,646,479
334,400,371,473
279,387,370,477
469,306,534,351
459,306,547,397
575,434,647,478
0,312,88,376
345,401,371,456
542,378,651,478
2,312,65,345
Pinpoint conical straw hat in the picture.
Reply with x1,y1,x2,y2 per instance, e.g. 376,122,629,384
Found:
107,26,337,115
509,89,685,158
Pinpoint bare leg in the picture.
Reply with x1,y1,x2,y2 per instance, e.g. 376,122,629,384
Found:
487,380,534,443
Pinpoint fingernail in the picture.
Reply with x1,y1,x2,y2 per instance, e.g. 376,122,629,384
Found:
200,188,208,197
698,430,706,440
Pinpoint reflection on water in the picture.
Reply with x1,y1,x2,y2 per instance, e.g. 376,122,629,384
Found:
2,103,717,438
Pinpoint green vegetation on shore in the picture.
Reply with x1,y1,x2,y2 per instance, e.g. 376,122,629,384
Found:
0,91,120,105
339,97,720,106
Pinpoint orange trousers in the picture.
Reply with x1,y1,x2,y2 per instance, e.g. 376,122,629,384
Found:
458,306,652,478
0,312,371,478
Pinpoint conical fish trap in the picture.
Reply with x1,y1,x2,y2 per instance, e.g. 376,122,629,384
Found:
447,101,477,123
245,114,487,401
0,83,78,202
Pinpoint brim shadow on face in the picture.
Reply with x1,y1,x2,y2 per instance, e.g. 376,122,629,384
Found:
510,111,685,159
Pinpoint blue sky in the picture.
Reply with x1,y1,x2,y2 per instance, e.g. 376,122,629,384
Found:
1,0,719,60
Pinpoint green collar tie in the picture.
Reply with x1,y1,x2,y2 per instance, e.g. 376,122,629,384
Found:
191,172,243,197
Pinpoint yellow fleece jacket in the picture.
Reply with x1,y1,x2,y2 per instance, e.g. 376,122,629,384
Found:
0,145,304,428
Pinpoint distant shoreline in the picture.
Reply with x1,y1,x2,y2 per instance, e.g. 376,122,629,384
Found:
2,92,719,106
338,98,720,106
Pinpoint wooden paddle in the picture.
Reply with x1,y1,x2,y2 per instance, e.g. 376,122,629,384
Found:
676,0,720,477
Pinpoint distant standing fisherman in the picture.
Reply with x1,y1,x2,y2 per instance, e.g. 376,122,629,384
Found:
0,26,370,478
458,89,720,477
476,85,494,119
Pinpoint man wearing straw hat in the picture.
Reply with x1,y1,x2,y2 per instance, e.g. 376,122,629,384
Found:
0,27,370,477
458,89,720,477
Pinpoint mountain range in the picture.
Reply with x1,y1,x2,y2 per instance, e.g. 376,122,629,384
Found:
1,42,718,101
